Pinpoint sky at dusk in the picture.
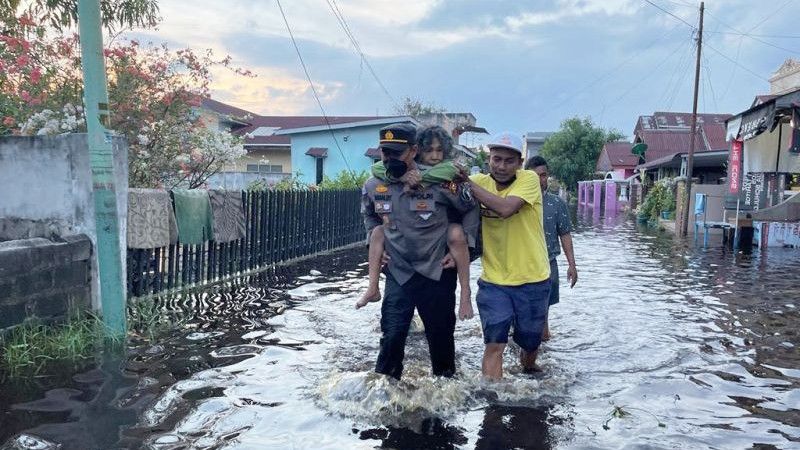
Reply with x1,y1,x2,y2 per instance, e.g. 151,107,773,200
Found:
132,0,799,143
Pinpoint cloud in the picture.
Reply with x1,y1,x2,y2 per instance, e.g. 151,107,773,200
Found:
209,65,344,116
504,0,641,31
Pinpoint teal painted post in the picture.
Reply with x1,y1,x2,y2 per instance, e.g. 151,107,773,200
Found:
78,0,127,336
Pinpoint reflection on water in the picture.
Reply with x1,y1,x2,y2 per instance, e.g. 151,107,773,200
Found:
2,210,799,449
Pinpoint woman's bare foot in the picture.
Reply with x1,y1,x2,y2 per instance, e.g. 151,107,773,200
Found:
355,288,381,309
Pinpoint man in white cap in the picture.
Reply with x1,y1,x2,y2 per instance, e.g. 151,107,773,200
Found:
466,132,551,380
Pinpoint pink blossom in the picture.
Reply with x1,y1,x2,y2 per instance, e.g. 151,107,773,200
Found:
2,116,15,127
30,67,42,84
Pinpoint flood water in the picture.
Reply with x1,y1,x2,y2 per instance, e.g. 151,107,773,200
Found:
2,208,799,449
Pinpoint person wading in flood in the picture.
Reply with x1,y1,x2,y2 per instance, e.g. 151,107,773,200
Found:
525,155,578,341
465,132,551,380
360,123,479,380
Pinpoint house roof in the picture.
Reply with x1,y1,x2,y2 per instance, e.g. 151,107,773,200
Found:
199,98,412,147
634,112,731,136
636,129,709,161
639,150,729,170
605,142,638,167
752,94,779,107
700,123,727,150
274,116,417,135
595,141,637,173
200,98,257,122
235,116,389,146
305,147,328,158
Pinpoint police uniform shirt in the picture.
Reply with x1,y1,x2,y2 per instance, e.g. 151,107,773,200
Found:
361,177,479,285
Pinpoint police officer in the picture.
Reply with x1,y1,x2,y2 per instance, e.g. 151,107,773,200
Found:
361,123,479,380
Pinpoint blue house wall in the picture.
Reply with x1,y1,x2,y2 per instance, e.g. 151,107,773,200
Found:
289,125,385,185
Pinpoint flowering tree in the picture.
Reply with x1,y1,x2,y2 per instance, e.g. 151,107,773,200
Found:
1,0,159,34
1,17,252,189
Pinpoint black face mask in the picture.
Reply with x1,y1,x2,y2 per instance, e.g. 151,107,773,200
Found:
385,158,408,179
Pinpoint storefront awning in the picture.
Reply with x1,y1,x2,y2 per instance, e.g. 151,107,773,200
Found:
727,88,800,142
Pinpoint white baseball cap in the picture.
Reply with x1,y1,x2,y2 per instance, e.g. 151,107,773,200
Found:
486,132,523,155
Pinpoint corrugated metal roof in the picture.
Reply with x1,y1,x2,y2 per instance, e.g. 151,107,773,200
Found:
236,115,384,146
605,142,638,166
201,98,257,121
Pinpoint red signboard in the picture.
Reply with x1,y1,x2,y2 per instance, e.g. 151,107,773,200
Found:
728,140,742,195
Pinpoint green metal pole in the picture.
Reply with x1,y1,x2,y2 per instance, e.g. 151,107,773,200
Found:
78,0,127,336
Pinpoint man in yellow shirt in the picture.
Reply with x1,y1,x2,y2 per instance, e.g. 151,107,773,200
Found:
467,132,551,380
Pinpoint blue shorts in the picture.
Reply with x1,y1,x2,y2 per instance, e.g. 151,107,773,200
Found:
475,278,551,352
548,259,560,306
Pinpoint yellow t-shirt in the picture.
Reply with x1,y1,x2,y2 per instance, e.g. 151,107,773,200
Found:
471,170,550,286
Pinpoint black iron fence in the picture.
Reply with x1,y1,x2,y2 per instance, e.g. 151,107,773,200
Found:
126,189,363,297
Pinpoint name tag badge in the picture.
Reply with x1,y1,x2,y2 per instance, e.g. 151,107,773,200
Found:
410,199,436,212
376,201,393,213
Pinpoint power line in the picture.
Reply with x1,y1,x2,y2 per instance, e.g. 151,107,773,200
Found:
706,31,800,39
702,52,719,112
613,32,691,103
665,42,696,111
529,20,687,123
660,37,695,110
641,0,696,29
705,6,800,56
324,0,399,109
704,42,771,82
274,0,354,175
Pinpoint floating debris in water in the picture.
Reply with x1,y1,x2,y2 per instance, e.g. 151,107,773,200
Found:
186,331,225,341
2,434,61,450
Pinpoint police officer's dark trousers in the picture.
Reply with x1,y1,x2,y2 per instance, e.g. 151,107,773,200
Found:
375,269,457,379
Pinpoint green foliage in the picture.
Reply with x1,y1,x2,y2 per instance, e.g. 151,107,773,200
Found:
393,96,445,118
127,297,185,341
469,148,489,173
318,170,369,190
1,0,160,34
246,171,307,191
0,313,111,378
539,116,625,193
639,178,676,221
246,170,368,192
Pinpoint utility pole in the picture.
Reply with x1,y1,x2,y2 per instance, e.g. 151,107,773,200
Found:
680,1,704,237
78,0,127,336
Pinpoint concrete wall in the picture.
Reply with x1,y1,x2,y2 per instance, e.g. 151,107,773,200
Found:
0,135,128,312
290,125,384,185
0,235,92,329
